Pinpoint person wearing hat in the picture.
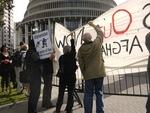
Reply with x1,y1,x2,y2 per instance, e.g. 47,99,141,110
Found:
20,41,24,46
78,21,106,113
19,41,25,51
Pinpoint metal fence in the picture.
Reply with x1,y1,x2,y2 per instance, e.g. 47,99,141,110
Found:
52,68,149,96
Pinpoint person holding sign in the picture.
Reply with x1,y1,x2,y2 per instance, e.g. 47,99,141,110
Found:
41,48,56,109
78,21,106,113
25,39,55,113
145,32,150,113
55,32,78,113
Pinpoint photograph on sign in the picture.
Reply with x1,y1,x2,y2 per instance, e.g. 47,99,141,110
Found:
33,30,53,59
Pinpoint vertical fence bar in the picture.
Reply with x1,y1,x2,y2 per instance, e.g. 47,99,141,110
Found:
107,76,110,93
113,75,116,94
131,69,135,95
138,68,142,95
117,70,122,94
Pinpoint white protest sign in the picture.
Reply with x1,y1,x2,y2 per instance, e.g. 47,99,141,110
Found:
33,30,53,59
54,0,150,75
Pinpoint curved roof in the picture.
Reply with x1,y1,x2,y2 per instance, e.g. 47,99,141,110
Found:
22,0,117,23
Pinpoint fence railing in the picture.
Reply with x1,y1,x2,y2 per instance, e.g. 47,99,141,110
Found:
52,68,149,96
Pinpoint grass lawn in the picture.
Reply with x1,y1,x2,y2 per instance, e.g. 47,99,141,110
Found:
0,76,28,106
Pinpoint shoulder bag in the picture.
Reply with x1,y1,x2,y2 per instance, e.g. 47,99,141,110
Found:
56,56,64,77
19,57,30,83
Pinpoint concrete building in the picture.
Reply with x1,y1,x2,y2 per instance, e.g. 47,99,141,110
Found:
16,0,117,45
0,8,14,52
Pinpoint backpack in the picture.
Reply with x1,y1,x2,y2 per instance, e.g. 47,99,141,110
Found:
12,51,25,67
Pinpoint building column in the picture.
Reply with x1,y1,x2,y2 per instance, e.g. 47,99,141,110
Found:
35,21,38,30
18,27,23,41
79,17,83,27
15,27,23,48
25,24,29,44
64,17,67,28
30,25,33,38
39,23,42,32
48,19,53,45
48,19,51,33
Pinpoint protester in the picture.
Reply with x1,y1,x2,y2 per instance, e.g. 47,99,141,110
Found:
14,44,29,94
19,41,25,49
41,48,56,108
55,32,78,113
0,45,12,92
26,39,55,113
145,32,150,113
78,21,106,113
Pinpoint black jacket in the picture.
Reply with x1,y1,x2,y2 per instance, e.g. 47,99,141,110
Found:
42,58,53,75
59,39,77,77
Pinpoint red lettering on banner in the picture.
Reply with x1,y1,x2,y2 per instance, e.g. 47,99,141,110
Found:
102,23,112,38
112,9,132,34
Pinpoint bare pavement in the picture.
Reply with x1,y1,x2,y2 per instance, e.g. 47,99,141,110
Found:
0,86,148,113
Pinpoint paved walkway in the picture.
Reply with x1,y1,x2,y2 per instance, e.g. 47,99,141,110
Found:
0,86,148,113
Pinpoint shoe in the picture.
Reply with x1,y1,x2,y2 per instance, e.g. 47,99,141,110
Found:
53,111,67,113
6,89,9,92
2,89,6,92
61,111,67,113
17,86,24,94
25,92,30,97
53,110,60,113
45,105,56,109
64,110,72,113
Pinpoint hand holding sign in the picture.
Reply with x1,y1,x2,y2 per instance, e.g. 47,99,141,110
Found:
49,48,56,60
70,32,74,39
88,21,95,27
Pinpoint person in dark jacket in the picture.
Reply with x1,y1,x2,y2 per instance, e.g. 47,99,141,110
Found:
0,45,12,92
26,39,55,113
55,32,77,113
145,32,150,113
42,48,56,108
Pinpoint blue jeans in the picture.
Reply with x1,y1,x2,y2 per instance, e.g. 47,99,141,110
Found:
84,77,104,113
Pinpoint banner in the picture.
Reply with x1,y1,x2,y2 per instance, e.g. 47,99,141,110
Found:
54,0,150,75
33,30,53,59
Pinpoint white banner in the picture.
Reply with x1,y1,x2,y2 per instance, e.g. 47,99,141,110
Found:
54,0,150,75
33,30,53,59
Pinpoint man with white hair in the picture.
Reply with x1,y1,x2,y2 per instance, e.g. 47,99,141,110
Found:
78,21,106,113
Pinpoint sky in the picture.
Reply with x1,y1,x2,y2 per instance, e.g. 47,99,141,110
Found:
13,0,127,22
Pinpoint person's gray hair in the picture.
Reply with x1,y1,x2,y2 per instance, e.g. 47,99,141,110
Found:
82,32,92,41
63,45,71,53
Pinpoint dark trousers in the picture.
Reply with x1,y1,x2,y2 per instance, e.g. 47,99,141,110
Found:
28,75,41,113
42,73,53,107
146,94,150,113
146,71,150,113
56,76,76,113
1,72,10,89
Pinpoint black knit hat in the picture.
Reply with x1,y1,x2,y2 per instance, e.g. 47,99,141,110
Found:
29,39,35,48
19,41,24,46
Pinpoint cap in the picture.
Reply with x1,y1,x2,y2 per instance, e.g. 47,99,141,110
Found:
19,41,24,46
